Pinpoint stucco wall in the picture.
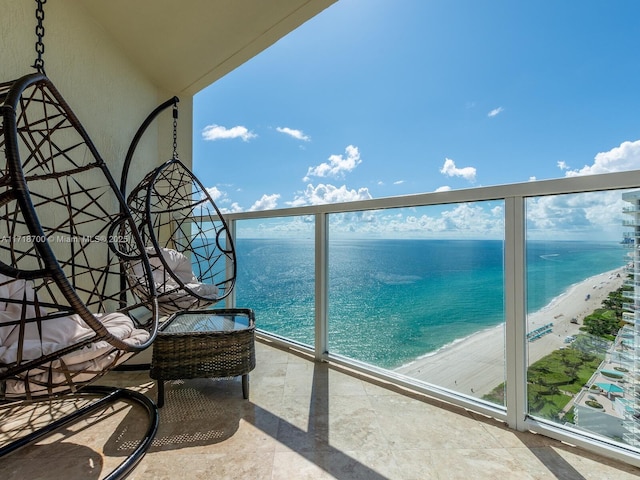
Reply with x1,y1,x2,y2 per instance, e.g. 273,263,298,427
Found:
0,0,192,191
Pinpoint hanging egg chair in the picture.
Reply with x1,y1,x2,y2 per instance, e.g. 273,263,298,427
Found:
123,98,236,315
0,2,159,475
0,72,159,399
0,71,160,476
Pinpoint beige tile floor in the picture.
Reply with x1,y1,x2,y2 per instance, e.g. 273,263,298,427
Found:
2,339,640,480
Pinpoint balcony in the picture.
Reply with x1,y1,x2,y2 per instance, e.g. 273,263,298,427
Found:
623,279,640,289
197,169,640,467
622,312,637,324
3,170,640,477
2,340,640,479
3,1,637,478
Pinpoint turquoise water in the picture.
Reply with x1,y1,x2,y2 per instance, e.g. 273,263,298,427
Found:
233,239,626,369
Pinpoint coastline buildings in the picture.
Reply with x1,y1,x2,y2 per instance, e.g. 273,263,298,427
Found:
570,191,639,445
619,191,640,446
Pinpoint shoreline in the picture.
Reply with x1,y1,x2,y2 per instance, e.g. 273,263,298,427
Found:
395,267,626,397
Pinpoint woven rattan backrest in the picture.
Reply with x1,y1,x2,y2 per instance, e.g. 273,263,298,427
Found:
127,158,236,314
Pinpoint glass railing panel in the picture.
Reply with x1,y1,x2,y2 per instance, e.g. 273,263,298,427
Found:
327,203,507,404
234,217,315,347
525,189,638,451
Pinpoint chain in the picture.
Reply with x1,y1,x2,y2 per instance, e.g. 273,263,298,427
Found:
172,100,179,160
33,0,47,73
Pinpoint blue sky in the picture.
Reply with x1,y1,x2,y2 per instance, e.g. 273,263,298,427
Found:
192,0,640,239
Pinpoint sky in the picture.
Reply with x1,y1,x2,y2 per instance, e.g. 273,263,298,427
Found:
192,0,640,240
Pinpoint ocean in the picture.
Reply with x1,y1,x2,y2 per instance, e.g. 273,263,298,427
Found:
233,239,626,369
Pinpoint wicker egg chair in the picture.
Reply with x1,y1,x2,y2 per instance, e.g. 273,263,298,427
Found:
122,98,236,315
0,72,160,479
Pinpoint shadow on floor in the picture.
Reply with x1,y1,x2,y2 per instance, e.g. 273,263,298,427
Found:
104,365,390,479
2,443,104,480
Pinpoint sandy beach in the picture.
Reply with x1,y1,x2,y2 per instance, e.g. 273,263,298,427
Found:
395,267,625,397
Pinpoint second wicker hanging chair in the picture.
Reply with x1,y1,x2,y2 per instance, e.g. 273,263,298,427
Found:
123,99,236,315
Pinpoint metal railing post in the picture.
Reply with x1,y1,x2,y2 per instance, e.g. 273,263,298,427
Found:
227,218,237,308
315,213,329,361
504,195,528,430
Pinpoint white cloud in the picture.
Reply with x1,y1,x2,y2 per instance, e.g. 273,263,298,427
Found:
205,186,223,202
393,180,405,185
435,185,451,192
303,145,361,182
276,127,310,141
219,202,243,214
438,203,503,234
198,185,230,214
439,158,477,182
529,176,537,181
490,205,503,216
564,139,640,177
488,107,504,117
249,193,280,211
202,124,257,142
287,183,372,207
526,191,625,240
534,139,639,239
337,203,504,239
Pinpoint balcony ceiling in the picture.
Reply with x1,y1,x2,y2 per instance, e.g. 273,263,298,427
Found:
79,0,336,95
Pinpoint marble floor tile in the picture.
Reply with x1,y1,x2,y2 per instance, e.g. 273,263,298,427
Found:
1,340,639,480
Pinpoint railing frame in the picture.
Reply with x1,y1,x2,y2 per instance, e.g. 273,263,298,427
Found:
219,169,640,467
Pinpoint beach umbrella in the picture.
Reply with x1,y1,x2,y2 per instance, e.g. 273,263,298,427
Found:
595,383,624,394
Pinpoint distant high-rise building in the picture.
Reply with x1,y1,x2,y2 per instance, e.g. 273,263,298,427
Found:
620,191,640,446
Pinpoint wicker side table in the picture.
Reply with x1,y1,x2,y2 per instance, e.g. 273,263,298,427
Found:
150,308,256,407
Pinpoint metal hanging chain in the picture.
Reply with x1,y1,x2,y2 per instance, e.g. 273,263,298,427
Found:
172,100,179,160
33,0,47,74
